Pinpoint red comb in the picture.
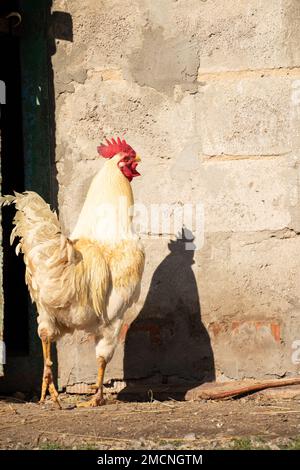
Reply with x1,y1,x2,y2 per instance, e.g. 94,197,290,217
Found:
97,137,136,159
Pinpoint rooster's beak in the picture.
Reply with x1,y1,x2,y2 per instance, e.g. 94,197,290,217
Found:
135,155,141,162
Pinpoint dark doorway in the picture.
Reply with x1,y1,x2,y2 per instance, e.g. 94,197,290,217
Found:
121,229,215,401
0,0,73,391
0,0,28,356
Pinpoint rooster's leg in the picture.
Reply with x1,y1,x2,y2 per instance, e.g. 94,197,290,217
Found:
77,357,106,407
39,337,61,409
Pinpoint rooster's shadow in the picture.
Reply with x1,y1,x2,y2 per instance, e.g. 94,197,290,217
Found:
119,228,215,401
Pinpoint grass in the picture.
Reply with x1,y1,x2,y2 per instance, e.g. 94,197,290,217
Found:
230,438,254,450
157,439,183,448
229,437,272,450
230,436,300,450
39,442,99,450
36,436,300,451
280,437,300,450
39,442,67,450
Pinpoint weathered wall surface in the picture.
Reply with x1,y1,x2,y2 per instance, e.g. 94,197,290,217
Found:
52,0,300,389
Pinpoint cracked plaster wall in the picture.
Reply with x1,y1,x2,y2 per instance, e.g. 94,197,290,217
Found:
52,0,300,389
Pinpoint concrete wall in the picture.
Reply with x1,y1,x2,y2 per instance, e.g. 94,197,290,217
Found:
52,0,300,390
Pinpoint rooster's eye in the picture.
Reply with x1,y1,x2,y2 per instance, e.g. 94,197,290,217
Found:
123,156,130,163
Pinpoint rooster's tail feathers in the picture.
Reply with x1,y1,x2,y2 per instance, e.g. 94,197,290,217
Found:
0,191,77,309
0,191,60,252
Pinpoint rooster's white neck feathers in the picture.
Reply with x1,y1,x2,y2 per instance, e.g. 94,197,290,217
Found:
71,156,134,244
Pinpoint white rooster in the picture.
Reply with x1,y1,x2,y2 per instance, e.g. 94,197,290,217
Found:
0,137,145,407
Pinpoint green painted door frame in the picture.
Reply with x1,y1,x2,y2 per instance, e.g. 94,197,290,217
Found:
20,0,53,200
20,0,53,363
0,123,4,377
0,0,53,388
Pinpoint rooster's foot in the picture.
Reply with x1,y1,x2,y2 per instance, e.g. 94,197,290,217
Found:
89,383,100,390
39,364,62,409
76,394,106,408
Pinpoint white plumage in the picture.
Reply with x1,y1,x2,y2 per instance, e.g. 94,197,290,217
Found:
0,149,144,407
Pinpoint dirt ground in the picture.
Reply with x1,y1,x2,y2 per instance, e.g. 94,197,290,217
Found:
1,390,300,450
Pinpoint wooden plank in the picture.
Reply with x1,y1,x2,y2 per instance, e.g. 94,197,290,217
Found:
185,377,300,401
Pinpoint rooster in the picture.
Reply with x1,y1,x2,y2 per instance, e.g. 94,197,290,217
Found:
0,138,145,408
